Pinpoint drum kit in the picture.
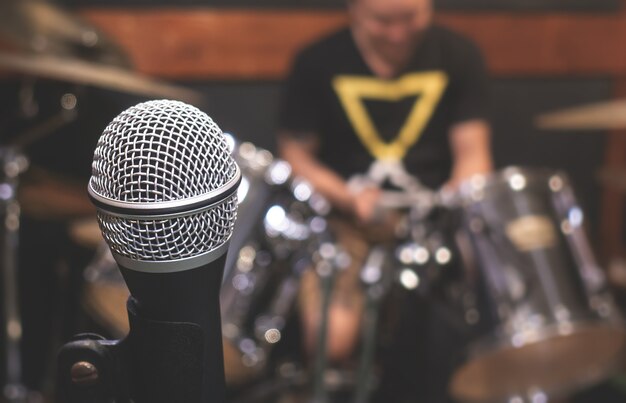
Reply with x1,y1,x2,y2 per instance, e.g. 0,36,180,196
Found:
79,156,626,403
2,1,626,403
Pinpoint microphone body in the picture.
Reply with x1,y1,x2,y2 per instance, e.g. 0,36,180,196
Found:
87,100,241,403
119,256,227,403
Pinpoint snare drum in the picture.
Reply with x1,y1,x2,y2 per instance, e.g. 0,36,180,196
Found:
450,167,626,402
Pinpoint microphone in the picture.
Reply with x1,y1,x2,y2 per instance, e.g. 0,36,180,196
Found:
87,99,241,403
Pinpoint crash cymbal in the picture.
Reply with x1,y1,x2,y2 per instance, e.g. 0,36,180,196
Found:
0,0,129,66
536,100,626,130
0,52,203,104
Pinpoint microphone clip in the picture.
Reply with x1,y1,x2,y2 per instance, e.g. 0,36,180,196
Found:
58,298,206,403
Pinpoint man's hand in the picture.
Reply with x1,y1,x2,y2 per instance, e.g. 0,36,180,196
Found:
352,186,382,224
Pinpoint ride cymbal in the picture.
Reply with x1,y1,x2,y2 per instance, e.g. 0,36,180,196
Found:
536,100,626,130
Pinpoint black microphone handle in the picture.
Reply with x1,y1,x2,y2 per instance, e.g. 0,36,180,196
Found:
119,253,227,403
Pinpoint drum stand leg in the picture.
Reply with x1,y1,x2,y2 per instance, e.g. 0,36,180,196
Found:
353,246,389,403
0,148,29,402
353,283,384,403
310,259,335,403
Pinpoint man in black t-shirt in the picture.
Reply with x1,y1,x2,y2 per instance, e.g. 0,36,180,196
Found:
277,0,492,401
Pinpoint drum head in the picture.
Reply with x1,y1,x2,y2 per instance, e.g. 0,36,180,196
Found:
450,323,626,402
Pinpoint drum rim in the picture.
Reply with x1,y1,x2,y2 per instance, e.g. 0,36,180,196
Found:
467,316,625,354
456,166,571,200
450,319,626,402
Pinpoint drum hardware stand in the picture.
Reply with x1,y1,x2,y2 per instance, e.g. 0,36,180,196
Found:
13,91,79,150
254,270,302,345
12,78,79,149
553,184,609,295
0,87,77,402
309,241,346,403
310,257,334,403
353,246,391,403
1,147,29,403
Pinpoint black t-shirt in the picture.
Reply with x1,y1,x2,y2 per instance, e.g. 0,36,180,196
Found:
278,25,490,190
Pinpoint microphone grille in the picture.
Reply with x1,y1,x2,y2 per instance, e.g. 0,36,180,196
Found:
90,99,237,203
89,100,239,263
95,197,238,262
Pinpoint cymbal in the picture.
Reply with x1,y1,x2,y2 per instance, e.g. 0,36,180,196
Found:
0,0,129,66
535,100,626,130
0,52,203,104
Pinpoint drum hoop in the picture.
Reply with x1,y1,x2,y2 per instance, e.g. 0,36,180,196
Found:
456,166,571,201
466,319,625,358
452,320,626,401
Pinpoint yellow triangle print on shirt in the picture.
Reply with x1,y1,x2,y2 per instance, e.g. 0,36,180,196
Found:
333,71,448,161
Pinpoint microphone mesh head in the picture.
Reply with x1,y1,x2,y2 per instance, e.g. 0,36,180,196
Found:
89,100,238,262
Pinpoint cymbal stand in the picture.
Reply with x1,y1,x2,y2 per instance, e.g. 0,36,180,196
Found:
13,84,79,150
0,147,29,402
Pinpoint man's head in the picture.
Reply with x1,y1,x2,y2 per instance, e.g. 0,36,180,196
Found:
348,0,433,65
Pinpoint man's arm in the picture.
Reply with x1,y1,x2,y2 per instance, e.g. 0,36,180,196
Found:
277,132,381,222
447,119,493,187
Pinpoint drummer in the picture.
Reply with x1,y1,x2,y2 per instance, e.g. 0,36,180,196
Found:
277,0,492,400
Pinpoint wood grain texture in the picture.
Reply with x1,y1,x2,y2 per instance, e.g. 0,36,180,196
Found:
77,9,626,80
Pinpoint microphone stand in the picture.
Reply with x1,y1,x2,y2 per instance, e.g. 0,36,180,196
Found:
57,333,130,403
58,297,212,403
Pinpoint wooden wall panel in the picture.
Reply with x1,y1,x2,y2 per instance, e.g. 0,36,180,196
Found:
436,0,619,10
438,13,626,77
80,10,347,80
78,9,626,80
70,0,620,11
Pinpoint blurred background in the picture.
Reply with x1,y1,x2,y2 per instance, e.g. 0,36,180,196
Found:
3,0,626,402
